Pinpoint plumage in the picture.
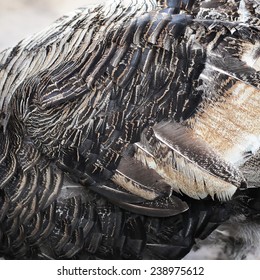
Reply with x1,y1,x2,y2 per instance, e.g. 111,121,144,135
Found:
0,0,260,259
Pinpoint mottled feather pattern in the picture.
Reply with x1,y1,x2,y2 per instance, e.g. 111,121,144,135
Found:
0,0,260,259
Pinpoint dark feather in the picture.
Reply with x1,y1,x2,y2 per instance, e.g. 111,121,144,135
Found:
0,0,260,260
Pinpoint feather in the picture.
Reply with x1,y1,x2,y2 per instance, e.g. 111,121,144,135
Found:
0,0,260,260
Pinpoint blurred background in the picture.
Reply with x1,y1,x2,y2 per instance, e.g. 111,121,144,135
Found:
0,0,105,50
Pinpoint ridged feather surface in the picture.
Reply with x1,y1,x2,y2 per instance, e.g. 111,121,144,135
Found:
0,0,260,259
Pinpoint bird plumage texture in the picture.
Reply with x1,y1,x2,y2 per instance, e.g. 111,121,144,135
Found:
0,0,260,259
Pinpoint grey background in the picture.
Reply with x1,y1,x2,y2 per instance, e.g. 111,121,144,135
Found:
0,0,105,50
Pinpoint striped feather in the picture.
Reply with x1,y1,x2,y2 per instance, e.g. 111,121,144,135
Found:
0,0,260,260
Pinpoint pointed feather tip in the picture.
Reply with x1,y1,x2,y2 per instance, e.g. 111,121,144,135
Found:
111,195,189,217
214,184,238,201
87,182,189,217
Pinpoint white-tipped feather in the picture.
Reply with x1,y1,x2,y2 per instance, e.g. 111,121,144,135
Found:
134,138,237,201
